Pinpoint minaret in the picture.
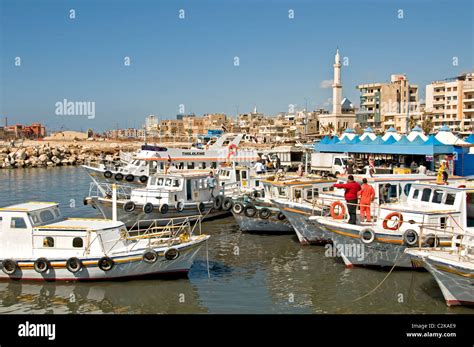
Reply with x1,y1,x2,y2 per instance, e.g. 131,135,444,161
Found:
332,48,342,115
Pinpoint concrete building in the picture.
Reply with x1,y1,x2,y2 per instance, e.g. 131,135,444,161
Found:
356,74,420,133
425,72,474,133
318,49,356,134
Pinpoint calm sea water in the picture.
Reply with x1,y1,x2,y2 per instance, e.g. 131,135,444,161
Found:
0,167,472,314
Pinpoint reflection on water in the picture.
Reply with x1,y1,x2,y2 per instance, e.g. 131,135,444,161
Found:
0,167,473,314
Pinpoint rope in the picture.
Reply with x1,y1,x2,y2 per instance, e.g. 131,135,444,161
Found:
353,253,407,302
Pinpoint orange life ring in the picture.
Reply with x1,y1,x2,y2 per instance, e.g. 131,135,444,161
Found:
383,212,403,230
330,201,346,220
227,144,237,160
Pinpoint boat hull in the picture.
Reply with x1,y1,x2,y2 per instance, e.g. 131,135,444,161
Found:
315,219,415,268
272,201,329,244
413,255,474,306
232,213,293,233
0,236,209,281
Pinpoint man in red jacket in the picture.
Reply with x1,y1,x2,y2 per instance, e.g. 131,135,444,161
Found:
333,175,361,225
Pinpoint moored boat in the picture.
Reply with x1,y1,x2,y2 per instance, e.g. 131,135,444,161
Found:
0,202,209,281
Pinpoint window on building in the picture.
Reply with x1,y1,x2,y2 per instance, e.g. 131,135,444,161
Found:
11,217,27,229
73,237,83,248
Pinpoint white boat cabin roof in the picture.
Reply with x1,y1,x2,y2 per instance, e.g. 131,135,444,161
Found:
0,202,59,213
36,218,123,231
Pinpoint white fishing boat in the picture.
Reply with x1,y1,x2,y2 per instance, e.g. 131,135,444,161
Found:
272,173,458,245
231,176,334,234
0,202,209,281
82,134,260,186
312,182,466,268
85,170,232,227
405,185,474,306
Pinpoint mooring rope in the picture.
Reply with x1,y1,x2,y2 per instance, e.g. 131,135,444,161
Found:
353,253,407,302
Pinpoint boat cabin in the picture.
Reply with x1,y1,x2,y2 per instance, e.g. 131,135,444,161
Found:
0,202,125,259
130,171,218,205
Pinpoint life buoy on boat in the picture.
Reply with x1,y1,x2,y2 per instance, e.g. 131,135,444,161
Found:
383,212,403,231
330,201,346,220
222,197,233,211
124,201,136,212
66,257,83,273
104,170,113,179
33,258,50,273
115,173,124,181
259,208,271,220
213,195,223,210
1,259,17,275
142,249,158,264
232,202,244,214
98,257,114,271
359,228,375,244
164,248,180,261
244,203,257,218
175,201,184,212
277,212,286,221
143,203,154,214
403,229,418,246
139,175,148,184
227,144,237,162
159,204,169,214
125,174,135,182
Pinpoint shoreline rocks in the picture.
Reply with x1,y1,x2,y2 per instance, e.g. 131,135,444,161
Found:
0,144,126,169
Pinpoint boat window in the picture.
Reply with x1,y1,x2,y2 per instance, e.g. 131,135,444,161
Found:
412,189,419,199
173,179,180,188
334,158,342,166
157,178,164,186
43,237,54,247
198,179,203,189
165,178,172,187
187,162,195,170
255,180,259,187
202,163,207,169
431,190,443,204
30,214,40,224
403,184,412,196
306,189,313,199
440,217,447,229
278,187,287,197
11,217,27,229
467,193,474,225
73,237,83,248
445,193,456,205
150,177,157,186
40,210,55,223
421,188,431,202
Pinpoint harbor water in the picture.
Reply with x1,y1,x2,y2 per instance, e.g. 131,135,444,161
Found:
0,167,472,314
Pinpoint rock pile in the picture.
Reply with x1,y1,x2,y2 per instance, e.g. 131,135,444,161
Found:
0,144,122,169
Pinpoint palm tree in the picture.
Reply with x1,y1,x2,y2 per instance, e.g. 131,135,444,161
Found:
421,118,434,135
408,116,417,130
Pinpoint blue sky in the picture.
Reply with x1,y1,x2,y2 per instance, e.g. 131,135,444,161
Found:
1,0,473,132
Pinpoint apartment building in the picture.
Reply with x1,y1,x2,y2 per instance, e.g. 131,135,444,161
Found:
356,74,420,133
425,73,474,132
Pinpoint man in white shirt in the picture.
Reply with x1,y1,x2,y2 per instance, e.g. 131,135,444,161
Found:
254,161,265,174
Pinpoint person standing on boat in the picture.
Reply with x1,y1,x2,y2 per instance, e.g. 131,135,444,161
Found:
206,171,217,198
333,175,361,225
358,178,375,222
255,160,265,175
346,159,355,175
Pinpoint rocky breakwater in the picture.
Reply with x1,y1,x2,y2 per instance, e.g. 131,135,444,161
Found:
0,144,121,169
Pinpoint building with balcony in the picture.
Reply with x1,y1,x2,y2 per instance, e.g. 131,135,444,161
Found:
425,72,474,133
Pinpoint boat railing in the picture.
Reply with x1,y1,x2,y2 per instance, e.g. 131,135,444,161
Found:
125,215,203,250
84,158,119,171
88,181,133,200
